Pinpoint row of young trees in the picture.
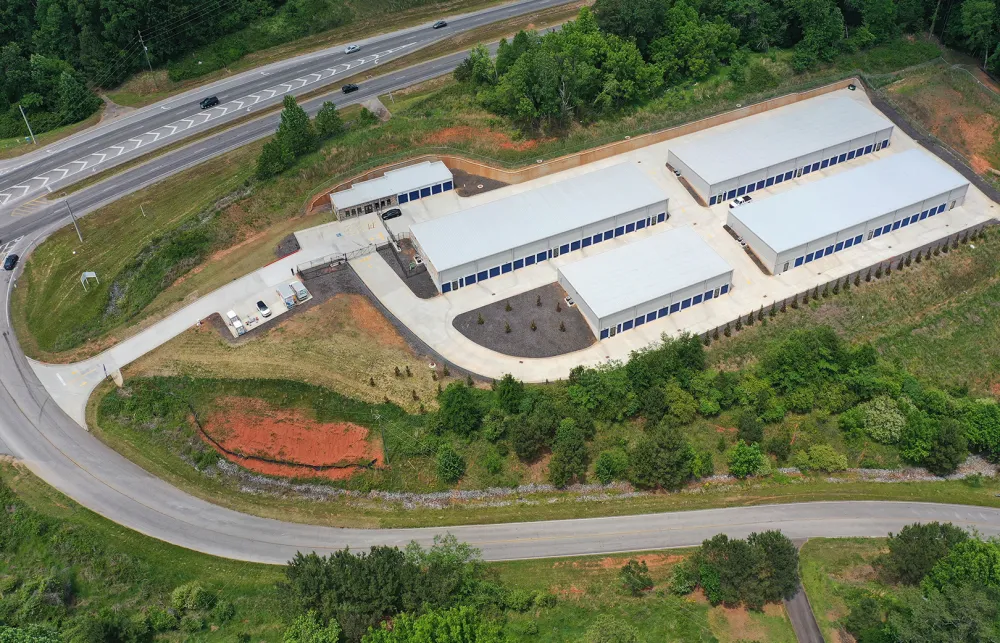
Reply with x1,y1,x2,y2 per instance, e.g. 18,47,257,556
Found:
846,522,1000,641
433,316,1000,489
454,0,1000,130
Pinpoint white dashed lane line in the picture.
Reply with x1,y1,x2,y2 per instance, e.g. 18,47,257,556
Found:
0,43,415,207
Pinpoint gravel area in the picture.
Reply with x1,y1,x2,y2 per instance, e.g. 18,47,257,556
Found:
451,168,509,197
377,244,437,299
453,283,596,358
274,233,300,259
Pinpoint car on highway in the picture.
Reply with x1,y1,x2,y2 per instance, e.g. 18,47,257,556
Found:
381,208,402,220
432,20,448,28
344,44,361,54
3,254,19,271
729,195,753,209
256,300,272,318
342,83,359,94
199,96,220,109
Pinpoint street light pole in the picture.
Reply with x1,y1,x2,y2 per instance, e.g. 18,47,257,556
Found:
66,200,83,243
18,105,36,145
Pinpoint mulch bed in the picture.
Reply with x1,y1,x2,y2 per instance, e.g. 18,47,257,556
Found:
377,245,438,299
452,283,596,358
451,169,509,197
274,233,301,259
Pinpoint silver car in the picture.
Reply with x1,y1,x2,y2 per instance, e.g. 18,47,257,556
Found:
344,44,361,54
256,300,272,318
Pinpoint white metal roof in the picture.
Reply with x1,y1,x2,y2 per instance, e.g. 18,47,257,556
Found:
558,226,733,319
729,150,969,254
410,163,667,273
669,94,893,185
330,161,452,210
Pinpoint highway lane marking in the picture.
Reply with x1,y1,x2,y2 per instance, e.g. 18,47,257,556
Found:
0,42,416,208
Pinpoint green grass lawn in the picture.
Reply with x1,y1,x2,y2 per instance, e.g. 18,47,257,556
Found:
708,230,1000,395
799,538,889,642
0,461,287,641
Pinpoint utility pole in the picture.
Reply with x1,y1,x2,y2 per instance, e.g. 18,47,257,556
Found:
18,105,36,145
138,30,153,74
66,200,82,243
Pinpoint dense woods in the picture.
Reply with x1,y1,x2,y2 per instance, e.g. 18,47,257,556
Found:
455,0,1000,129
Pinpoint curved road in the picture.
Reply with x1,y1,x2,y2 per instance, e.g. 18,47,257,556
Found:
0,3,998,564
3,305,1000,562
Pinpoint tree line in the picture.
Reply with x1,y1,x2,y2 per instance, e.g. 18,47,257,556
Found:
433,317,1000,489
0,0,365,140
845,522,1000,641
454,0,1000,130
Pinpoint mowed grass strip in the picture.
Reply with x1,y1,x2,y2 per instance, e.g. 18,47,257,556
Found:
495,550,796,643
11,142,261,362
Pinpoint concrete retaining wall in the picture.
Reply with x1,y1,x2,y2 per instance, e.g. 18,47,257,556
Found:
306,77,861,215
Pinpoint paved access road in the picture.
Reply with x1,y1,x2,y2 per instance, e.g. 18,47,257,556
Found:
2,299,1000,563
0,0,573,209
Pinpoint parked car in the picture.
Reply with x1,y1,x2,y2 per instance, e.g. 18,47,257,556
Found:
344,44,361,54
729,195,753,209
381,208,402,220
199,96,220,109
3,254,18,271
342,83,359,94
256,300,272,317
226,310,245,336
432,20,448,28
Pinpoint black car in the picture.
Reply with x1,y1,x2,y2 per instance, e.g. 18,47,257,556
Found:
342,83,359,94
432,20,447,28
381,208,402,220
3,254,19,271
199,96,220,109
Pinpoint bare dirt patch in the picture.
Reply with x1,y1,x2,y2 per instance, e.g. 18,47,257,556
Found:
450,168,509,197
199,396,383,481
708,604,767,642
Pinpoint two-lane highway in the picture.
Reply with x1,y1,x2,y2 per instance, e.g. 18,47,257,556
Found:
0,0,575,209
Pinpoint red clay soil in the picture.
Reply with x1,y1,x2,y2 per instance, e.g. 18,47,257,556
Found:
422,125,548,151
199,397,383,480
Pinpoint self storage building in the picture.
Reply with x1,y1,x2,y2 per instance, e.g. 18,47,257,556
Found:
557,226,733,340
330,161,453,219
667,95,894,205
727,150,970,275
409,163,669,293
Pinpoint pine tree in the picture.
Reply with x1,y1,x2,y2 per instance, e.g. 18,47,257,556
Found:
770,302,776,317
757,306,764,321
843,278,851,293
735,317,743,331
854,273,861,287
780,300,787,313
822,284,829,298
255,137,293,179
724,324,732,337
314,101,344,139
812,286,819,299
276,95,318,157
832,281,840,295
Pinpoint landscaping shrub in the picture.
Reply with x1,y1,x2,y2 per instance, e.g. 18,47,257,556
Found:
594,449,629,484
727,441,766,478
619,559,653,596
435,444,467,484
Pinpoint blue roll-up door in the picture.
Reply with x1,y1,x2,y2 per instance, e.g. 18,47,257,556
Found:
398,193,409,203
646,312,657,323
622,320,634,331
477,270,488,281
636,219,646,230
571,240,581,251
560,244,570,255
670,302,680,313
681,298,691,309
420,187,431,198
501,263,512,274
582,237,592,248
614,226,625,237
409,190,419,201
659,306,669,317
692,294,703,305
536,251,547,263
432,184,442,194
634,316,645,327
513,259,524,270
443,181,453,191
720,284,729,294
657,213,666,222
442,282,451,293
600,329,609,339
704,290,713,301
466,274,476,285
709,195,717,205
489,266,500,278
727,189,737,199
525,255,536,266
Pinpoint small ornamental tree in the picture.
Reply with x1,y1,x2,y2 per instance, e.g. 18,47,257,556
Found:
873,522,970,585
620,559,653,596
314,101,345,139
436,444,467,484
548,418,589,487
728,440,766,478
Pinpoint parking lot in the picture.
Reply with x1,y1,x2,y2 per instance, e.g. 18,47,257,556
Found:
220,274,313,338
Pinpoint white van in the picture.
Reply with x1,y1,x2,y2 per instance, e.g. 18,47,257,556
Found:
226,310,245,336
